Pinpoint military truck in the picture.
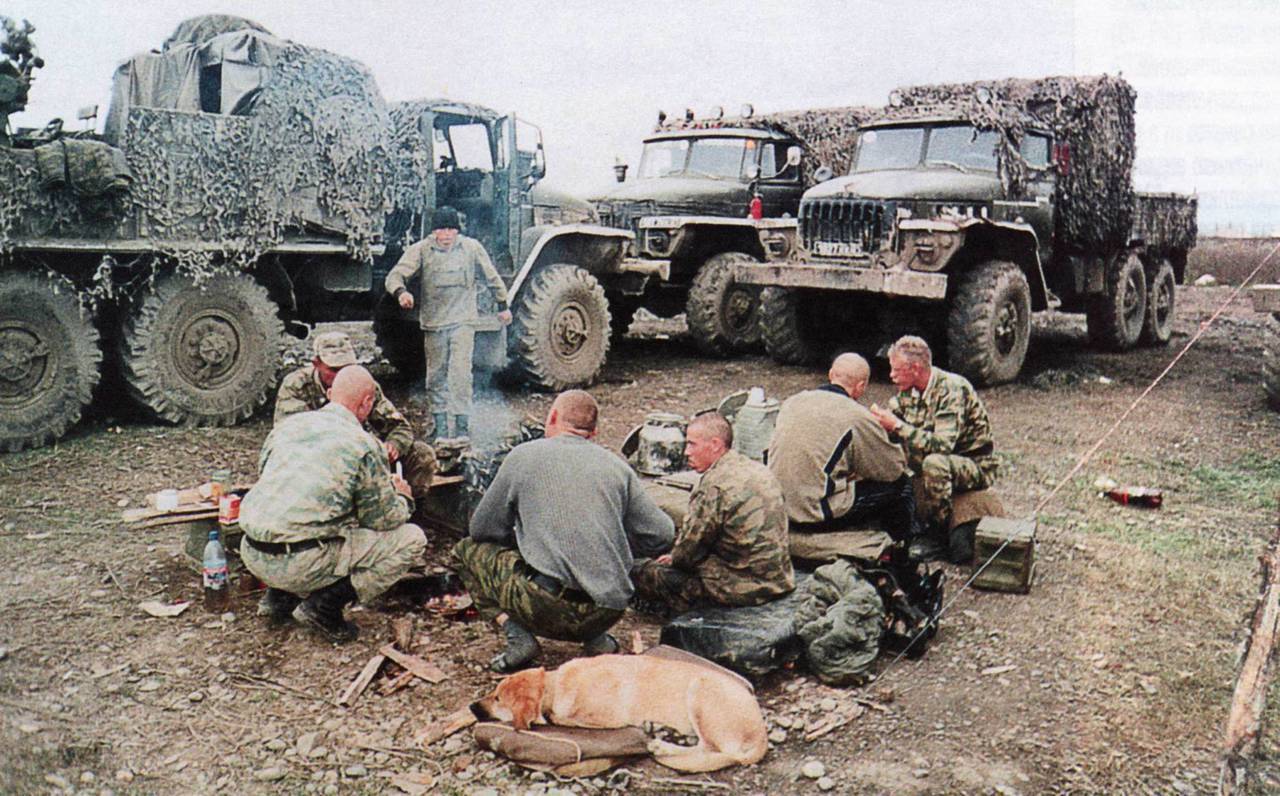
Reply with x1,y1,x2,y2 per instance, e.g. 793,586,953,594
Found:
735,76,1198,385
593,106,870,355
0,15,630,453
1252,284,1280,411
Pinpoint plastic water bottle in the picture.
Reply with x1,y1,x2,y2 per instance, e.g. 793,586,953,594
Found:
202,530,229,612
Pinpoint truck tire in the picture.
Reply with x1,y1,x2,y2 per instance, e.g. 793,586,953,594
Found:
509,264,610,391
946,260,1032,386
686,252,762,356
760,287,822,365
373,294,425,378
0,270,102,452
1266,315,1280,412
607,293,643,341
1086,252,1147,351
119,271,284,425
1139,260,1176,346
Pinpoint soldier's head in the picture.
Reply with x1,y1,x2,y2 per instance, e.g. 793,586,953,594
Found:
829,352,871,399
545,389,598,439
888,336,932,393
328,365,378,423
312,331,358,388
431,206,461,248
686,411,733,473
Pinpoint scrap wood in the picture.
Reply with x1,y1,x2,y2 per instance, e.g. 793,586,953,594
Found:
804,714,852,742
649,777,731,791
337,653,387,707
1219,524,1280,794
380,670,417,696
391,615,415,651
414,707,477,747
379,644,446,684
227,670,336,707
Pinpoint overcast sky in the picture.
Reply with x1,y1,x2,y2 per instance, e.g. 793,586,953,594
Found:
7,0,1278,233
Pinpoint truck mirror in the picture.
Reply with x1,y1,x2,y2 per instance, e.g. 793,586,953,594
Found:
745,163,761,180
814,165,834,183
786,145,802,167
531,143,546,181
613,161,629,183
76,104,98,122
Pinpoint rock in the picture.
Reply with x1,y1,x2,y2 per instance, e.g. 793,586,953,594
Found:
442,737,465,754
265,738,288,752
18,722,40,734
323,770,339,784
323,786,338,796
1194,274,1217,287
818,698,838,712
817,776,835,791
801,760,825,779
253,766,287,782
137,679,162,693
0,646,8,661
114,770,133,784
296,731,319,757
530,771,547,782
913,768,930,778
45,773,71,789
773,715,792,729
309,746,328,759
323,717,343,731
344,764,368,778
473,789,500,796
80,771,96,784
187,691,204,703
993,786,1020,796
768,729,787,744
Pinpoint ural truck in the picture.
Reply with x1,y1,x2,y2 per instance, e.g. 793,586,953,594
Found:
592,106,870,355
735,76,1198,385
0,15,631,453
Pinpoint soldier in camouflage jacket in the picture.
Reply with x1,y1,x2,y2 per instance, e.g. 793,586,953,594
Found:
633,413,794,614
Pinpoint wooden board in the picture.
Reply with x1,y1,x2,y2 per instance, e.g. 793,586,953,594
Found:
337,653,387,707
378,644,446,685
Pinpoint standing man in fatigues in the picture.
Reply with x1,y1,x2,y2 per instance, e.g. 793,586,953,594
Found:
632,412,794,616
274,330,436,501
240,366,426,643
870,336,998,556
385,206,512,440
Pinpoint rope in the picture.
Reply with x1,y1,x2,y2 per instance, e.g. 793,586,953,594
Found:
877,240,1280,687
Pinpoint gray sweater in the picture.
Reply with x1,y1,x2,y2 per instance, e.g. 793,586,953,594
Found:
468,434,675,610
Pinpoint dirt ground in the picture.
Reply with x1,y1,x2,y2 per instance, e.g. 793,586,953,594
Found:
1,285,1277,795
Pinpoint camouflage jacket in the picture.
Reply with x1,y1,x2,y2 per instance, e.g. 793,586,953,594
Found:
239,403,413,544
273,365,415,458
384,235,508,330
888,366,994,472
673,450,795,605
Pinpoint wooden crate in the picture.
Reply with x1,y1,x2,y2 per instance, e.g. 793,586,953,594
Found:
972,517,1036,594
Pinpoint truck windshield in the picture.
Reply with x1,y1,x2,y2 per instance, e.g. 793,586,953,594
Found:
853,124,999,173
638,137,758,180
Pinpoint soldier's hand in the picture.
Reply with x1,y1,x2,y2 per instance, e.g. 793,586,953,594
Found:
398,292,415,310
384,441,400,462
656,554,673,566
391,474,412,498
498,309,513,325
869,404,901,434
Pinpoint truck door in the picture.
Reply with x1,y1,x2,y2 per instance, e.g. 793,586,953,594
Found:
756,139,804,217
1020,131,1055,264
498,114,522,281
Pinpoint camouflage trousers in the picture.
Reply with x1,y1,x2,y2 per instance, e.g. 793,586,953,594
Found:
919,454,999,531
401,440,437,501
630,560,709,616
240,523,426,604
425,325,474,417
451,538,623,643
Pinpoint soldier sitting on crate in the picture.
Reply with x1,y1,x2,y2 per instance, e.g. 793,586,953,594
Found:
768,353,920,543
241,366,427,643
631,412,795,616
274,330,436,501
452,390,675,673
870,335,999,561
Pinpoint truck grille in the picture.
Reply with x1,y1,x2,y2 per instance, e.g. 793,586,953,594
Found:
800,198,895,257
595,200,743,232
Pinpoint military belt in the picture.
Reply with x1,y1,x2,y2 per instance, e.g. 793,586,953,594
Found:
245,536,340,555
530,571,590,603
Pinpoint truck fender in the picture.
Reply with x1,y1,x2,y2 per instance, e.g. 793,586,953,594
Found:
908,217,1050,311
509,224,633,298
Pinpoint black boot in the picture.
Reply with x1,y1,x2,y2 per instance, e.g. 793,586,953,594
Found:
256,588,301,623
293,577,360,643
452,414,469,439
490,620,541,673
582,632,619,657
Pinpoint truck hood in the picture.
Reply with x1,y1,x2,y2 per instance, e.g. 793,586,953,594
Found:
591,177,751,208
530,183,595,215
806,169,1003,202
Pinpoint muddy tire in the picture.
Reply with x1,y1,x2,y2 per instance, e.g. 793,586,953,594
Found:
686,252,762,357
1139,260,1176,346
760,287,822,365
509,264,610,391
1266,315,1280,412
373,293,425,378
1086,252,1147,351
946,260,1032,386
0,270,102,452
119,271,284,425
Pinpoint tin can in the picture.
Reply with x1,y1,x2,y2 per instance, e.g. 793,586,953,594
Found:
218,494,241,525
210,468,231,500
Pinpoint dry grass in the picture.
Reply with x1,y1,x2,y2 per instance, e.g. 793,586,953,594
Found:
1187,237,1280,286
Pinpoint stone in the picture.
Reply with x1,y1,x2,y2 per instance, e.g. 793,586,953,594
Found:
296,731,319,757
773,715,793,729
309,746,328,759
1194,274,1217,287
818,698,838,712
344,764,368,778
768,729,787,744
817,776,835,791
114,770,133,784
801,760,825,779
45,774,71,789
80,772,96,784
265,738,288,752
188,691,204,703
254,767,287,782
323,786,338,796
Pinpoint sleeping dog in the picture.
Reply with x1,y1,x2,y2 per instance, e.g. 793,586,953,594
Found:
471,654,768,772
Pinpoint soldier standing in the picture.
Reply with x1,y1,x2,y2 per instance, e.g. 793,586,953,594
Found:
384,206,511,440
239,366,426,643
274,330,435,500
870,335,999,557
632,412,794,615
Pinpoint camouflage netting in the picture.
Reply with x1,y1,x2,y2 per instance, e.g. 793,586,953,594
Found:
1133,193,1198,253
163,14,271,50
884,75,1138,254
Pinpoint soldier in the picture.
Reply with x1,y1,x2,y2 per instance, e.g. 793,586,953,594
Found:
384,205,512,441
453,390,674,673
274,330,435,500
768,352,918,541
870,335,998,557
239,366,426,643
631,412,794,615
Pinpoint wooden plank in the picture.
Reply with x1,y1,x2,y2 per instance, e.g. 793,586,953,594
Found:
378,644,446,684
131,511,220,530
379,670,417,696
337,653,386,707
123,503,217,524
414,707,477,748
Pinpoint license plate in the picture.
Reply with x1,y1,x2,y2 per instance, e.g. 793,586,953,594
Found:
812,240,863,257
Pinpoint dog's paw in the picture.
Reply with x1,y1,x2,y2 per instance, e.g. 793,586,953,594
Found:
647,739,685,756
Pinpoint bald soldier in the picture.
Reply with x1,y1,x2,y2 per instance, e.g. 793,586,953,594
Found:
632,412,794,615
768,352,919,541
453,390,674,672
240,366,426,643
274,330,435,500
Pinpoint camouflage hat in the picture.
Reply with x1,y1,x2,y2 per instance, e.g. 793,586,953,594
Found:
431,206,461,231
312,331,357,367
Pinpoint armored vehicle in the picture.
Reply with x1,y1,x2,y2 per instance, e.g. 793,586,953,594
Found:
0,15,630,453
735,76,1198,385
593,106,869,356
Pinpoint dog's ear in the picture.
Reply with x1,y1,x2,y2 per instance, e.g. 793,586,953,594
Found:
499,667,546,730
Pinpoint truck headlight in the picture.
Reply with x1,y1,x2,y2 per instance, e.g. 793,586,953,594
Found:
644,229,671,256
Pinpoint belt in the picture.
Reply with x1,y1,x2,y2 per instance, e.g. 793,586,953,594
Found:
963,442,995,459
245,536,339,555
530,571,589,602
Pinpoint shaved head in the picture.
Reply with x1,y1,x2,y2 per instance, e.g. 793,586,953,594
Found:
547,389,599,437
829,352,871,399
685,412,732,472
688,411,733,448
328,365,377,422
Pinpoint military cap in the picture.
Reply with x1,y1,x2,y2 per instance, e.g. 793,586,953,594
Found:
312,331,358,367
431,206,461,231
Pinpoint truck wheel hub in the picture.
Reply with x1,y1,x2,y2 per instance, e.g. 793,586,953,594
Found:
176,312,241,386
0,325,50,401
551,303,589,359
994,302,1019,355
725,288,757,333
